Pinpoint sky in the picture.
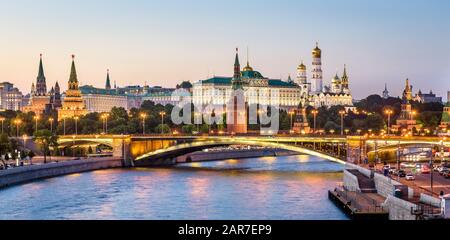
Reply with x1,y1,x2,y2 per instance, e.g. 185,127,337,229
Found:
1,0,450,100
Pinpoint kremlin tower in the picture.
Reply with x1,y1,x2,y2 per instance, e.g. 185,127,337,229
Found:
105,69,112,90
227,48,248,135
23,54,60,114
58,55,88,120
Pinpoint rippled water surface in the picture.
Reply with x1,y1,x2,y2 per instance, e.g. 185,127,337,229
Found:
0,155,348,220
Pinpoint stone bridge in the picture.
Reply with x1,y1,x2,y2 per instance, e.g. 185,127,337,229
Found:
57,135,450,167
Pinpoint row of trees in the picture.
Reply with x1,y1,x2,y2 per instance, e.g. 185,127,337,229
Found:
0,95,445,137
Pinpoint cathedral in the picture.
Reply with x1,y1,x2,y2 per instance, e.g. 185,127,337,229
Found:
57,55,88,120
391,79,421,133
296,43,354,109
23,54,62,114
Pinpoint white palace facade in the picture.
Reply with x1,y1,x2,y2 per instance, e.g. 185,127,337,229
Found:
193,44,354,112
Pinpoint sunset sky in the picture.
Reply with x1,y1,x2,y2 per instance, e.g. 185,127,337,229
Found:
1,0,450,99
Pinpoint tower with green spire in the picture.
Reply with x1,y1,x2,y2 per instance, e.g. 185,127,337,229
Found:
341,64,350,94
58,55,87,120
23,54,52,114
36,54,48,96
227,48,248,134
231,48,244,90
105,69,112,90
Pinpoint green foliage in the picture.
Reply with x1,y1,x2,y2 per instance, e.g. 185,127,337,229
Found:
182,125,195,134
155,124,171,134
34,130,58,163
0,134,11,155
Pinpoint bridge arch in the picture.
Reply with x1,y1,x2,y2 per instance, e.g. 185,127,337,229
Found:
58,138,114,148
134,138,346,166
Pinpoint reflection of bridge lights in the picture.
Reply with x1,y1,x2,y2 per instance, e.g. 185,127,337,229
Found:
226,159,239,165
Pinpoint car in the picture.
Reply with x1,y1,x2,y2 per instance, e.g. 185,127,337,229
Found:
421,164,431,174
439,167,449,175
389,167,397,174
444,172,450,179
441,170,450,178
394,169,407,177
405,174,415,181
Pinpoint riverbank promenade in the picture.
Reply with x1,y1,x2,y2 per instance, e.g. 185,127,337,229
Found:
0,157,123,189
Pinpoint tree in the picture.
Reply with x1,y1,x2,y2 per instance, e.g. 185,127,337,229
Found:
0,134,11,166
155,124,171,134
34,130,58,164
182,125,195,134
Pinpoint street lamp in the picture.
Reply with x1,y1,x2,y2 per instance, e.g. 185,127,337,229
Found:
62,117,66,136
101,113,110,134
14,119,22,138
48,117,54,133
0,117,6,135
74,116,79,135
288,110,295,131
385,109,393,135
159,111,166,135
72,135,76,158
339,110,346,136
311,109,319,134
140,113,147,135
33,115,40,134
411,110,417,119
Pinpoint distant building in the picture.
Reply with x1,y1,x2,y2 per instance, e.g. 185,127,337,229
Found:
193,53,302,111
58,56,88,120
80,70,129,113
80,86,129,113
382,83,390,99
303,44,353,109
413,90,442,104
193,44,353,112
79,70,179,113
440,102,450,129
0,82,24,111
402,78,413,101
292,102,310,134
392,79,421,133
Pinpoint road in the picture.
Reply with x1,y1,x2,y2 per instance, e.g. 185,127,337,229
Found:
398,171,450,196
371,163,450,197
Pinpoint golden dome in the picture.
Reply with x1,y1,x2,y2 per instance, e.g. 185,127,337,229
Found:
297,61,306,71
332,73,340,83
312,42,321,58
243,62,253,71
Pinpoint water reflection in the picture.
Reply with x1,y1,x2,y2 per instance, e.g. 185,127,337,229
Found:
0,155,348,220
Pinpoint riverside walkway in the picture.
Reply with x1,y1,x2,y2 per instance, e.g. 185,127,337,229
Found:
0,157,123,189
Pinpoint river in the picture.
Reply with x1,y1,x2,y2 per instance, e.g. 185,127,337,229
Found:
0,155,348,220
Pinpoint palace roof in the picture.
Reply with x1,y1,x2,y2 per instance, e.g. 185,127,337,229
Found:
198,76,297,88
